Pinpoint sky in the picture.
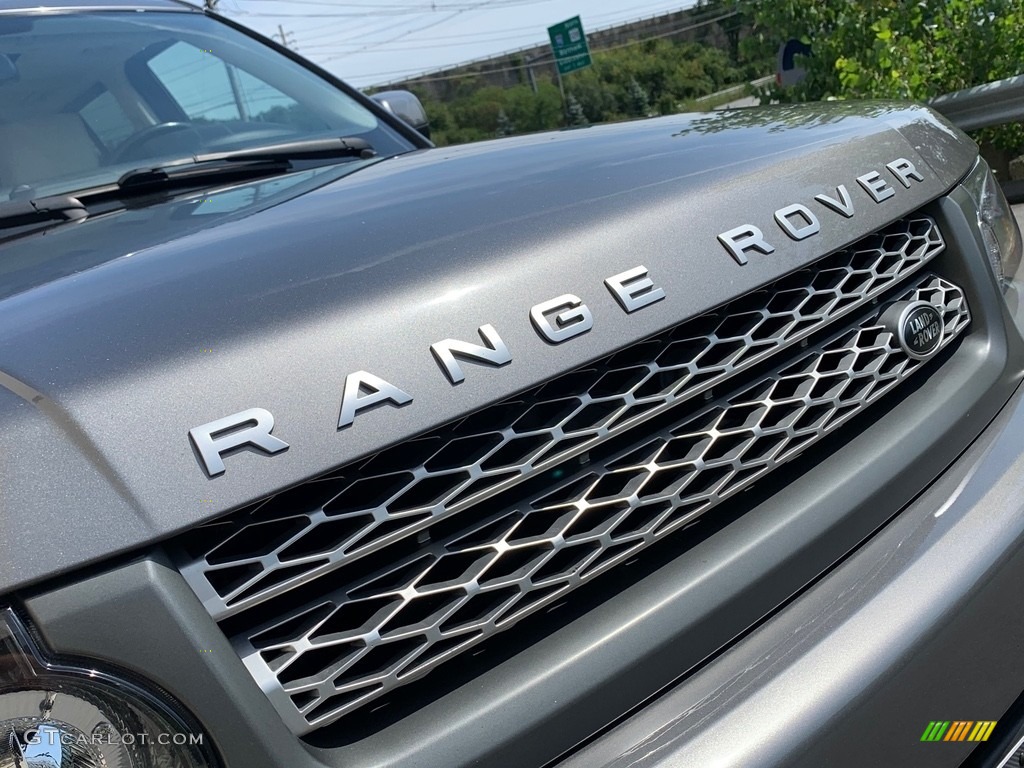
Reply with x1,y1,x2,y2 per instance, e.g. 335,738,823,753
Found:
214,0,698,88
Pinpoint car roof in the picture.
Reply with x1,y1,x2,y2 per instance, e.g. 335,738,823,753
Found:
0,0,198,12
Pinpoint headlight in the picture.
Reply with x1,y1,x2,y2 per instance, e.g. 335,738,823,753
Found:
962,157,1024,331
0,608,217,768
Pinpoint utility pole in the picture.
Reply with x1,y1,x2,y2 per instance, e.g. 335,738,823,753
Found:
555,65,566,117
522,54,538,94
226,64,249,119
276,25,298,50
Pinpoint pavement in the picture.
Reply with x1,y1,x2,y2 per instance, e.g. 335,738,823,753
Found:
1014,203,1024,232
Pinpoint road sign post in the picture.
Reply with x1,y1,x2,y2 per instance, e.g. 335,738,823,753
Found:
547,16,591,120
547,16,592,76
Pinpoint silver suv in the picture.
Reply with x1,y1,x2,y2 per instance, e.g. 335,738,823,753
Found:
1,2,1023,767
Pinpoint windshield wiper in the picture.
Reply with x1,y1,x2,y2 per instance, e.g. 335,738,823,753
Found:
0,137,376,232
193,136,376,164
0,195,87,230
117,136,376,192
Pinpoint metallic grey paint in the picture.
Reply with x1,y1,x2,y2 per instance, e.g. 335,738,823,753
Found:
0,104,978,591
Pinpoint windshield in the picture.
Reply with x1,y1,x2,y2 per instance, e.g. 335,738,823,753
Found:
0,10,414,199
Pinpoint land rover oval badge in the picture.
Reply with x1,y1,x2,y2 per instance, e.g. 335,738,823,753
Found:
885,301,944,360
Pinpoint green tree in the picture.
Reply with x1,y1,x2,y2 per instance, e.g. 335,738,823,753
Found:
747,0,1024,151
403,25,774,145
504,82,564,133
566,93,588,126
495,108,515,137
627,76,651,117
696,0,746,62
566,65,621,123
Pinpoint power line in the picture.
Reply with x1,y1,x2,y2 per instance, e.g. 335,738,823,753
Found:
299,0,694,49
241,0,535,6
226,0,693,55
221,0,720,87
281,17,412,44
296,13,437,46
301,28,544,50
224,0,555,57
356,8,739,84
290,0,690,46
232,0,554,18
320,0,526,63
404,1,692,38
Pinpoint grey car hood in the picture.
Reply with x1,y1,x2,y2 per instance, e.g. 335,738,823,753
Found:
0,102,976,590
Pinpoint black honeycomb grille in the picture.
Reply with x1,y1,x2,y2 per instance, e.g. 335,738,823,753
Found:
173,215,964,736
234,274,969,733
179,216,944,621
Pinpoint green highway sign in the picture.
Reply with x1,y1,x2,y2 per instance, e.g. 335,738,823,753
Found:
547,16,592,75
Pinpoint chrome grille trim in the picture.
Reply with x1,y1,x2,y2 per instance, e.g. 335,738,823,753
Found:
234,273,969,734
178,216,945,621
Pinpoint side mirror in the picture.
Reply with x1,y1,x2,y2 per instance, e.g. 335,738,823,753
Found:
371,90,430,140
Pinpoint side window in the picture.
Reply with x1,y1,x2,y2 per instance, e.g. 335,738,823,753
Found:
78,90,135,149
147,41,240,122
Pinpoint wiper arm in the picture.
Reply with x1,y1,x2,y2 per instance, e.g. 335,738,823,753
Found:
0,137,377,231
194,136,375,163
0,195,87,230
117,157,290,193
117,136,376,192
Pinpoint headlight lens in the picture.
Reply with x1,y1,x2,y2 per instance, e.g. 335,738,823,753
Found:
962,158,1024,331
0,608,217,768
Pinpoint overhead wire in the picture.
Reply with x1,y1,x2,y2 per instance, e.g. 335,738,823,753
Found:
327,3,715,67
221,0,728,87
318,0,549,63
227,0,693,55
239,0,550,62
232,0,557,18
292,0,692,45
351,7,739,83
299,0,696,49
239,0,539,6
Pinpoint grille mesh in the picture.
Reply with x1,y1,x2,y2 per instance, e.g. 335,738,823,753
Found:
179,216,945,622
238,273,967,733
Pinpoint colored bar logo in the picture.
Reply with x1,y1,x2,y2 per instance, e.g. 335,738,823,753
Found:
920,721,997,742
